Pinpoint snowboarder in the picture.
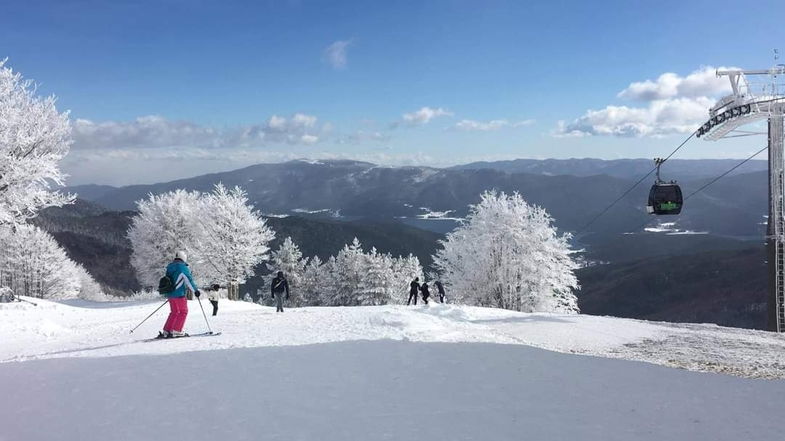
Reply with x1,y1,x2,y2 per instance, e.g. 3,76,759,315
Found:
208,283,220,316
159,251,199,338
435,280,446,303
408,277,420,305
271,271,289,313
420,281,431,304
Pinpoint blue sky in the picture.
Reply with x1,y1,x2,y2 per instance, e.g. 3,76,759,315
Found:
3,0,785,185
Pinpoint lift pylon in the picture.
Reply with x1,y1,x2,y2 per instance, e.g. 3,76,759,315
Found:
699,65,785,332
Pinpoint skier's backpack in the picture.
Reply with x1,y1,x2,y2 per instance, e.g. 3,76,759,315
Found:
158,275,175,294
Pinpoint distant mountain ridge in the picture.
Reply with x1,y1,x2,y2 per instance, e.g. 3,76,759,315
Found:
450,158,768,181
66,159,768,237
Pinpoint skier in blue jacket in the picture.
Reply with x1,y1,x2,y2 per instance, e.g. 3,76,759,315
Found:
159,251,200,338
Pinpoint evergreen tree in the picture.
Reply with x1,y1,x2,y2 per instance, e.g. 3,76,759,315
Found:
266,237,307,306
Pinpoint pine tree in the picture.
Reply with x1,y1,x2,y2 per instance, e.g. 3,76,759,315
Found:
266,237,307,306
302,255,328,306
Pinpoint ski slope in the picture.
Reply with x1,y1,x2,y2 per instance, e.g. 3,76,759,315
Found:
1,299,785,440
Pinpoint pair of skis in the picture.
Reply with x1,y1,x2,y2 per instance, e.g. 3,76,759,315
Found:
146,331,222,342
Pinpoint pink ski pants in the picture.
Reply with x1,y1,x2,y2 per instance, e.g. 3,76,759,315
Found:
163,297,188,332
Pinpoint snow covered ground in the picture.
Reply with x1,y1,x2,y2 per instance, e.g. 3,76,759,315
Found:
2,299,785,440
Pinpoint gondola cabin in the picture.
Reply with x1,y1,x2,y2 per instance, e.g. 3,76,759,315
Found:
647,183,683,215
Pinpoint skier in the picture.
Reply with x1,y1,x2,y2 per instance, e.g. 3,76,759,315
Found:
408,277,420,305
208,283,220,316
159,251,199,338
435,280,446,303
420,281,431,304
271,271,289,313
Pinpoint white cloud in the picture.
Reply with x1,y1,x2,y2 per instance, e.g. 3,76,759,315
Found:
617,66,730,101
454,119,535,131
72,113,326,150
557,66,732,138
401,107,453,126
322,40,352,70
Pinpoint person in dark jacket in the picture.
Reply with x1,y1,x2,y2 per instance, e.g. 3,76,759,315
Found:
420,282,431,304
271,271,289,313
160,250,200,338
435,280,446,303
408,277,420,305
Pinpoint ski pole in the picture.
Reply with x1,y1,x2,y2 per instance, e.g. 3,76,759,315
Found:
196,294,213,334
16,296,38,306
130,299,168,334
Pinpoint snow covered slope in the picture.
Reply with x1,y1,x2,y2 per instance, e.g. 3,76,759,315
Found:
2,299,785,377
1,299,784,440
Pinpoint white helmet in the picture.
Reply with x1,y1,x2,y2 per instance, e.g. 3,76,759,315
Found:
175,250,187,262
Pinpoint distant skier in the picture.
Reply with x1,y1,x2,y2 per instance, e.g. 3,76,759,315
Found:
420,282,431,304
208,283,220,316
435,280,446,303
159,251,199,338
408,277,420,305
271,271,289,313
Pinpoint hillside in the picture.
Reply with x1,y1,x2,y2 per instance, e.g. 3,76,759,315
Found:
578,246,767,329
67,159,768,237
1,300,784,440
32,201,442,293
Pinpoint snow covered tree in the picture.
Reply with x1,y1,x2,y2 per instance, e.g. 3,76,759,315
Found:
301,255,328,306
128,185,275,290
358,248,394,305
0,60,74,226
199,184,275,286
0,224,102,299
266,236,307,306
432,190,579,313
324,238,366,306
128,189,203,288
391,254,423,304
299,239,424,306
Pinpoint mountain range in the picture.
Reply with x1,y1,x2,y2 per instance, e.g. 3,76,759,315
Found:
66,158,768,238
48,157,772,329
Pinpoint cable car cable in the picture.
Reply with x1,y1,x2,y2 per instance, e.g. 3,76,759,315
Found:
682,145,768,202
630,145,768,234
576,130,697,234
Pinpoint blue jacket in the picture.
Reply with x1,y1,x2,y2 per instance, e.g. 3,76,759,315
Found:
165,259,198,298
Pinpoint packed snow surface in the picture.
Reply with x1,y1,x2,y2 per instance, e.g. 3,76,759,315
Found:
2,299,784,440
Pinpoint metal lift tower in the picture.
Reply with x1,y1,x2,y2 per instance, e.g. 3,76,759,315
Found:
697,65,785,332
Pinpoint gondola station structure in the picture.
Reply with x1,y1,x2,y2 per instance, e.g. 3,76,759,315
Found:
697,64,785,332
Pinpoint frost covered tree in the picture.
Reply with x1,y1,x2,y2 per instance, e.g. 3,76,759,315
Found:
128,189,203,288
0,224,102,299
266,236,307,306
323,238,366,306
301,255,328,305
432,190,579,313
358,248,396,305
299,238,423,306
0,60,74,226
198,184,275,286
128,185,275,289
392,254,424,304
